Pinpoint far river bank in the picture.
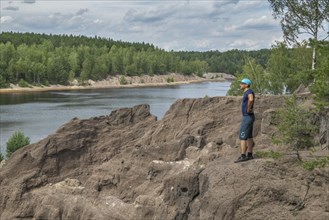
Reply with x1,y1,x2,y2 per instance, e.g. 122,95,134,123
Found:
0,73,234,94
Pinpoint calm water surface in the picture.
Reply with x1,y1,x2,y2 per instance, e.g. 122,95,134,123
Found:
0,81,231,154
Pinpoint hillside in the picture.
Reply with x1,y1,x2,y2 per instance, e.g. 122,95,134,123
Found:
0,32,270,88
0,94,328,219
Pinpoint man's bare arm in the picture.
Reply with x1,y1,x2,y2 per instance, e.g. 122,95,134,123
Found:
247,93,254,113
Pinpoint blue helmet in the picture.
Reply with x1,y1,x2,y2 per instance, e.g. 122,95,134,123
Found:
240,78,251,86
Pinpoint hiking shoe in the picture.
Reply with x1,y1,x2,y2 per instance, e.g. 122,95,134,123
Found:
234,156,249,163
247,155,254,160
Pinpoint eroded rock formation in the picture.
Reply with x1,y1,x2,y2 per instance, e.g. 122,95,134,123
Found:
0,95,328,220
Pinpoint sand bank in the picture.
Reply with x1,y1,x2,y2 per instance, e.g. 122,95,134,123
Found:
0,73,233,94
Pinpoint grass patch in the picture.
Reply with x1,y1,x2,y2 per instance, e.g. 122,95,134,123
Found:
301,157,329,171
254,150,283,159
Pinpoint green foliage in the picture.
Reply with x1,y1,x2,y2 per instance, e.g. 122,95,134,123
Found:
227,57,269,95
254,150,283,159
0,153,3,162
243,57,269,94
266,41,313,94
166,77,175,83
18,79,30,88
190,59,208,77
268,0,329,69
226,74,244,96
43,80,50,86
310,67,329,109
273,94,316,150
301,157,329,171
6,131,30,158
267,42,291,94
228,40,324,97
0,75,9,88
310,41,329,109
119,75,128,85
268,0,328,44
0,32,272,87
290,42,313,84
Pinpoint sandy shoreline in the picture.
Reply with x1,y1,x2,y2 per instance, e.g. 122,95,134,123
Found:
0,74,233,94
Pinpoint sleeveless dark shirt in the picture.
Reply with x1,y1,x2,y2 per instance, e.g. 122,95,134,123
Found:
242,89,255,116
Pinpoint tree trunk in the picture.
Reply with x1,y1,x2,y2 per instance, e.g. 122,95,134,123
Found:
312,46,316,70
312,0,319,70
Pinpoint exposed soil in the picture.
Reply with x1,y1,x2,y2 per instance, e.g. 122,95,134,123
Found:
0,93,328,220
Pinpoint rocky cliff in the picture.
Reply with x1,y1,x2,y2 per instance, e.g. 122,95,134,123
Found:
0,95,328,220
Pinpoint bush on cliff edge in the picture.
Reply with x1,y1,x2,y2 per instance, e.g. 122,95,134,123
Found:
273,94,317,153
6,131,30,158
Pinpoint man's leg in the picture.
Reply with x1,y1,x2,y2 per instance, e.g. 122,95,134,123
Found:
235,140,248,163
235,116,252,163
241,140,248,155
247,138,254,159
246,117,255,158
247,138,254,153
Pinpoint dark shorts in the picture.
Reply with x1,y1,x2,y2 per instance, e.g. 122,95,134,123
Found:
239,115,255,140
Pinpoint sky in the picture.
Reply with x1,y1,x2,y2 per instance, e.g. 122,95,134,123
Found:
0,0,314,52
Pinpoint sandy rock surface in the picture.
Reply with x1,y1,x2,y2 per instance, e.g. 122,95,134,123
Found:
0,94,328,220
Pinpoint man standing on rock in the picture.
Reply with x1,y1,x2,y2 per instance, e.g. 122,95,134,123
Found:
235,78,255,163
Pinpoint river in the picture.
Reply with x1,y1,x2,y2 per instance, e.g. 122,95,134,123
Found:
0,81,231,155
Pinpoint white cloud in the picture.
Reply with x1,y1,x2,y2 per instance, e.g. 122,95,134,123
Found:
93,19,102,24
124,5,176,24
225,15,278,31
270,35,284,46
241,16,278,30
0,0,287,51
192,39,211,49
1,16,13,24
213,0,240,10
229,39,259,49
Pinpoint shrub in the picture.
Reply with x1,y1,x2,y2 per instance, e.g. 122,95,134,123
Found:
43,80,50,86
166,77,174,83
6,131,30,158
0,153,3,162
18,79,30,88
119,76,128,85
273,94,316,151
301,157,329,171
309,41,329,110
0,75,9,88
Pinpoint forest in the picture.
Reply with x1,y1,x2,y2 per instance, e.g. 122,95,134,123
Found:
0,32,270,87
0,31,328,103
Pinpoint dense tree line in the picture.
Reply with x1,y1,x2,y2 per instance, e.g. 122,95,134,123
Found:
0,32,270,88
